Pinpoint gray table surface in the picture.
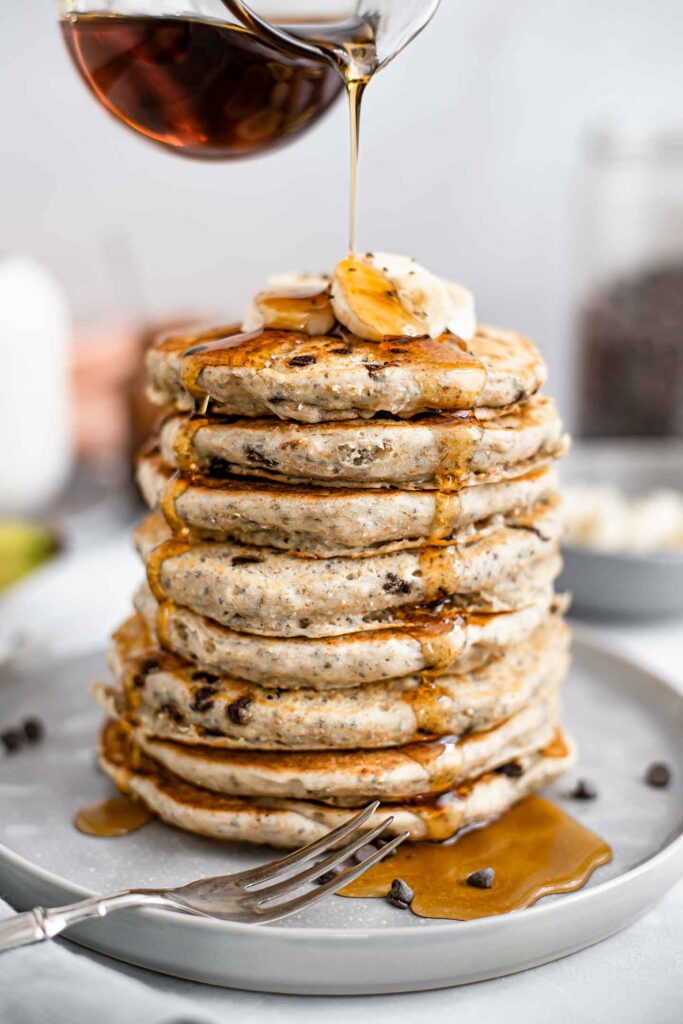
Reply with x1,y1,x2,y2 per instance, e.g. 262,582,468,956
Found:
1,540,682,1022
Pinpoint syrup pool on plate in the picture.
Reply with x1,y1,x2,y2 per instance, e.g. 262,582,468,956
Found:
342,796,612,920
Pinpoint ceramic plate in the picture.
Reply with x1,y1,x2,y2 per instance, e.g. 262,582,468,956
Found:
0,629,682,994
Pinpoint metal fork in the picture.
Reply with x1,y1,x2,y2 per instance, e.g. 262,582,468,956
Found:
0,803,407,952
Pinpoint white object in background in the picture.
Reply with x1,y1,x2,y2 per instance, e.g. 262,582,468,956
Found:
0,256,72,513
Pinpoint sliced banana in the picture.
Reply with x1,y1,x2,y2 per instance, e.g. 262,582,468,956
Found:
330,258,426,341
241,258,477,344
331,253,476,342
242,274,334,336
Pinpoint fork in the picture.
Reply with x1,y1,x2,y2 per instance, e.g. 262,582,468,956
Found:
0,802,407,952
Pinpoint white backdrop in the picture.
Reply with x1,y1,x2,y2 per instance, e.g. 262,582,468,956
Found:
2,0,682,423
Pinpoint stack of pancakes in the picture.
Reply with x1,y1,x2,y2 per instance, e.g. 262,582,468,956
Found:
97,287,574,847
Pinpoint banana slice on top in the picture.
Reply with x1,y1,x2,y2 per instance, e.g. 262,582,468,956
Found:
242,274,334,336
331,253,477,342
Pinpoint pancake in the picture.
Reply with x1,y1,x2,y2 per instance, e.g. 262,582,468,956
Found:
134,503,562,637
137,455,561,555
99,718,576,845
145,323,547,423
102,613,569,750
109,682,560,805
134,582,562,688
157,395,565,489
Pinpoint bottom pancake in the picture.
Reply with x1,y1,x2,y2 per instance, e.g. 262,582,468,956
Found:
99,719,575,846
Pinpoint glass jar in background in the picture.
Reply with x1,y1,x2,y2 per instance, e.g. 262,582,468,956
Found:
576,127,683,437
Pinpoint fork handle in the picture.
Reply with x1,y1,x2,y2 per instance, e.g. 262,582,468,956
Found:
0,892,164,953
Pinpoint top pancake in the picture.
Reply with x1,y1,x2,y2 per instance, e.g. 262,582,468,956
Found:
146,323,547,423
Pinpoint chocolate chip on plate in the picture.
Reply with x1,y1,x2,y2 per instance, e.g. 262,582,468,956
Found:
1,729,24,754
644,762,672,789
22,718,45,743
374,838,398,859
353,844,378,864
466,867,495,889
316,868,340,885
387,878,414,909
569,779,597,800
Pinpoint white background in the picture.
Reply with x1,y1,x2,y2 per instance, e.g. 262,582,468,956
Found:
2,0,683,425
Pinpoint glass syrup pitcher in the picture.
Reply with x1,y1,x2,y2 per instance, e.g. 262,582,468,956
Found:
59,1,440,247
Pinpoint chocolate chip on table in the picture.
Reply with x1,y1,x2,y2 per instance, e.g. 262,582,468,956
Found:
466,867,495,889
230,555,262,567
22,718,44,743
226,695,253,725
387,878,414,909
287,354,317,367
569,779,597,800
644,762,672,789
495,761,524,778
1,729,24,754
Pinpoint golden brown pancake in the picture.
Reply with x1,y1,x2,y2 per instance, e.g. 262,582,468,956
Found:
101,613,569,750
145,324,547,423
99,718,575,846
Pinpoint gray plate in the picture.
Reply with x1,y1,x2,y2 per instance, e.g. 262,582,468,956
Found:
0,628,682,994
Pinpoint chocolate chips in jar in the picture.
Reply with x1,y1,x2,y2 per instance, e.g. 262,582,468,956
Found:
579,263,683,437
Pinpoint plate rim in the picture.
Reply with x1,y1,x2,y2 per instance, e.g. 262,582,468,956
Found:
1,624,682,945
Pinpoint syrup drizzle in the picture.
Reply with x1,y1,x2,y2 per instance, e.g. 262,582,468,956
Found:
342,795,612,918
429,491,463,542
172,413,209,475
347,79,366,253
156,598,178,652
179,328,264,402
159,473,191,538
434,415,484,490
145,538,191,603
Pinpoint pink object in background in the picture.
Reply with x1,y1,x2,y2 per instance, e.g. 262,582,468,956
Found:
70,323,140,460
